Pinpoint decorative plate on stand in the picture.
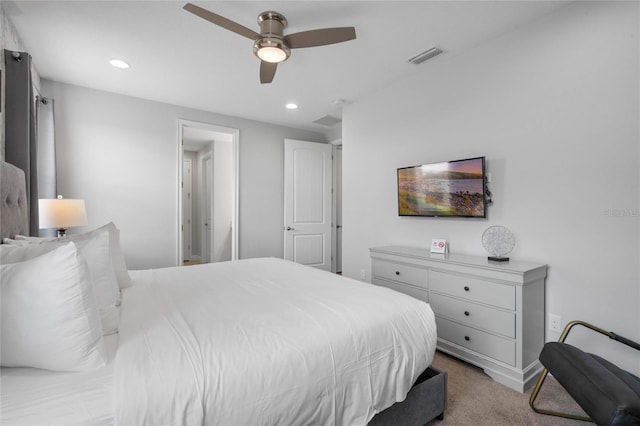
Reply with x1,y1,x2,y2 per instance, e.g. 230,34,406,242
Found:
481,225,515,262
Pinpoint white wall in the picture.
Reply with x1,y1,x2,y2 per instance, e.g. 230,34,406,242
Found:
0,3,41,159
42,80,326,269
342,1,639,373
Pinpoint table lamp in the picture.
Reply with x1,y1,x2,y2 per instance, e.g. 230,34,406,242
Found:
38,195,88,237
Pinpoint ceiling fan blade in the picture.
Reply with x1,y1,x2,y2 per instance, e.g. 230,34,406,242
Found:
183,3,261,40
285,27,356,49
260,61,277,84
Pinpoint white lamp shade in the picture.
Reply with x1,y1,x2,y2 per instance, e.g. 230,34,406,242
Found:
38,198,88,229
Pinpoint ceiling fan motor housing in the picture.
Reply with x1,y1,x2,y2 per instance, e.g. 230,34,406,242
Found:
254,11,290,62
257,11,287,35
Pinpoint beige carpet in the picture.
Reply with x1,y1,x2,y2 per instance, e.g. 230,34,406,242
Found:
427,351,589,426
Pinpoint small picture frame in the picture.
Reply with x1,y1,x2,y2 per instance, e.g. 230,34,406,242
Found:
431,239,447,254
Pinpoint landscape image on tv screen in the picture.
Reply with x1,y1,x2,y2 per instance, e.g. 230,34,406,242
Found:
398,156,486,217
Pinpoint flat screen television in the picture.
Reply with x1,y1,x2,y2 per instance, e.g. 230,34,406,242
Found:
397,156,487,218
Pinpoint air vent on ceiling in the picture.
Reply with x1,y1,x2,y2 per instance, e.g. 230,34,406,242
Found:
312,115,342,127
408,46,443,65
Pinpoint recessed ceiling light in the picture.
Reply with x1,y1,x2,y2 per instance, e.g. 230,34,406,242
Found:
285,103,298,110
109,59,130,69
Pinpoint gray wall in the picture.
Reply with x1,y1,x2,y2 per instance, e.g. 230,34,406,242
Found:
342,1,639,373
42,80,326,269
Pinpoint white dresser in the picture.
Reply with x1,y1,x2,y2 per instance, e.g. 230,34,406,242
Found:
369,245,547,393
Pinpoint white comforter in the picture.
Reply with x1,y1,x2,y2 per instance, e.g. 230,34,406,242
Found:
1,334,118,426
115,258,437,426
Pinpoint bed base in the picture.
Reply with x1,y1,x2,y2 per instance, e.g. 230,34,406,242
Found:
368,366,447,426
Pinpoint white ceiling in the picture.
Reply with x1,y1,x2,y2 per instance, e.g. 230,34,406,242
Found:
6,1,569,134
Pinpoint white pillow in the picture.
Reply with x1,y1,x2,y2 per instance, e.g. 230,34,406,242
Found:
63,222,132,291
1,242,106,371
2,238,32,246
6,223,131,290
13,235,56,242
0,229,120,334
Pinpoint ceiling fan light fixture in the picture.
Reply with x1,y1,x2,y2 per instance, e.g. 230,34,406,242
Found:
109,58,130,69
254,38,290,63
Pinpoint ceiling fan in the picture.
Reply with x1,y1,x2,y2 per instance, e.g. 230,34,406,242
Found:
183,3,357,84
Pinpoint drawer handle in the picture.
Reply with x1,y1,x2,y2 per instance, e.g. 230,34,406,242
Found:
464,336,470,342
464,311,470,317
395,271,400,276
464,286,470,292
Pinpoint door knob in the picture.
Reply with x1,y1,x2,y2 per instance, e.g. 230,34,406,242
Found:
285,226,295,231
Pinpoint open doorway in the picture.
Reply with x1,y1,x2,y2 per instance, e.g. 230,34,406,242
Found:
177,119,239,265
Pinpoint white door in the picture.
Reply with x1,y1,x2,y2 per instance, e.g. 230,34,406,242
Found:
335,147,342,273
212,140,234,262
202,153,213,263
284,139,332,271
182,159,193,261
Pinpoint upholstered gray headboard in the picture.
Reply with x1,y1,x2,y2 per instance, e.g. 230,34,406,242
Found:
1,161,29,240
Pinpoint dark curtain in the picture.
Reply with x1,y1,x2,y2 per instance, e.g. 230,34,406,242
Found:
5,49,38,235
35,96,57,237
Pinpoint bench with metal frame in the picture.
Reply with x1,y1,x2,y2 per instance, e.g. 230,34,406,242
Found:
529,320,640,424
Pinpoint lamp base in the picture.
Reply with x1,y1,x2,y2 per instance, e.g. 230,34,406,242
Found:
488,256,509,262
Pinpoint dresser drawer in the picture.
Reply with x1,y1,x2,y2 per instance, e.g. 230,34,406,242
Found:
436,317,516,366
372,278,429,304
430,271,514,310
373,260,427,289
430,293,515,338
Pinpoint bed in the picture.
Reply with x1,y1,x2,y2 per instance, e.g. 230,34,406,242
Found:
0,160,446,425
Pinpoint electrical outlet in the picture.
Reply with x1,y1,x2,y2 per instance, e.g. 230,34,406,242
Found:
360,269,366,280
548,314,562,332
